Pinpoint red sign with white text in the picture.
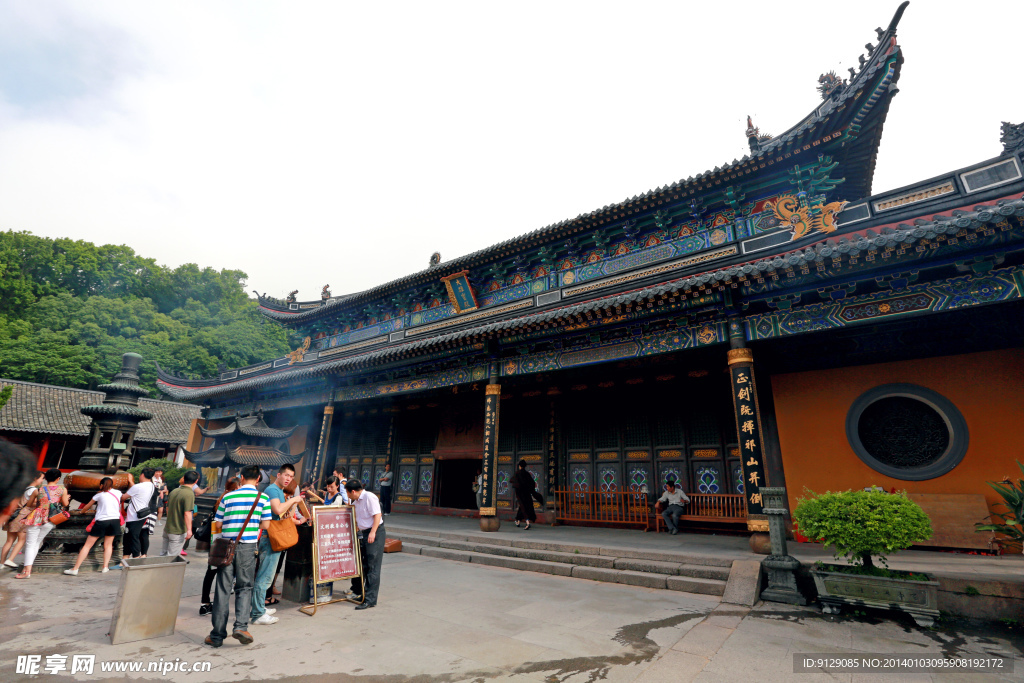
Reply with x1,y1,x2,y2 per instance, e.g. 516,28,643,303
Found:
313,506,359,582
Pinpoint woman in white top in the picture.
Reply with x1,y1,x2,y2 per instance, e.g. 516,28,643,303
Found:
122,469,156,559
1,472,44,568
64,477,124,575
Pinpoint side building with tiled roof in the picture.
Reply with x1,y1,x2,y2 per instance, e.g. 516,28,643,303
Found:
0,378,201,472
158,4,1024,548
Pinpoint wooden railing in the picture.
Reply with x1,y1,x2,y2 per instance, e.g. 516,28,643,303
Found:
679,493,747,522
553,489,748,531
553,489,653,529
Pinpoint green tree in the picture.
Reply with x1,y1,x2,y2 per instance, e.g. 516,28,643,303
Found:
0,230,289,393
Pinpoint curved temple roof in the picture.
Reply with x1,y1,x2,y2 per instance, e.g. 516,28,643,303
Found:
158,191,1024,403
184,445,307,469
197,414,298,440
255,2,909,326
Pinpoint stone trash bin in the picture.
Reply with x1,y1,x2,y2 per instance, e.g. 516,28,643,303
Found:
109,556,188,645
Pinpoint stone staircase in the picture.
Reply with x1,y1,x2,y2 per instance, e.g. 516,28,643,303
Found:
388,524,732,596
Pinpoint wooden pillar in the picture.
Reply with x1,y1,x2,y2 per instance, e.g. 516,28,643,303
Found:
36,438,50,471
727,317,770,541
310,403,335,486
479,359,501,532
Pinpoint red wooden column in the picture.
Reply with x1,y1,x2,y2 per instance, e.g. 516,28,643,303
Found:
36,438,50,471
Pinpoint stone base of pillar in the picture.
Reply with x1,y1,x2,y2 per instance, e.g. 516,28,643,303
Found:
749,532,771,555
760,554,808,605
479,516,501,532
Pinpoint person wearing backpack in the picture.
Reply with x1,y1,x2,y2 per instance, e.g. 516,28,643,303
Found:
122,468,156,560
63,477,123,575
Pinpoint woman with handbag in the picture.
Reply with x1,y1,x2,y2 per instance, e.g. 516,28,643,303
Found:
16,469,69,579
199,477,239,616
2,471,44,568
63,477,124,575
122,468,156,560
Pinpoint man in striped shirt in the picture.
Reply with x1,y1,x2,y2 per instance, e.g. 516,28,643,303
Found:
206,465,272,648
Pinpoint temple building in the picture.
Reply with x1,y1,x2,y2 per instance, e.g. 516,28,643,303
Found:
0,378,199,472
159,3,1024,547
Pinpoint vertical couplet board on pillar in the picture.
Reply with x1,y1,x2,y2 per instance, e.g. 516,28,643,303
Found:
728,346,768,532
479,371,501,531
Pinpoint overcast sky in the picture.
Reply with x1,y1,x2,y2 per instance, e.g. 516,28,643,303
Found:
1,1,1020,301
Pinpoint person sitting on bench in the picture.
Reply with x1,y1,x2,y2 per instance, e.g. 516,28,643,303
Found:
658,480,691,535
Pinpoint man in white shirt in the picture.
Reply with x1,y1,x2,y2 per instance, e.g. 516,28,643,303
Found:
344,479,384,610
122,468,156,558
658,480,691,536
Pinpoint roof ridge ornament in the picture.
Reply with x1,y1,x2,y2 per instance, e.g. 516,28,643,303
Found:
818,71,846,101
1000,121,1024,155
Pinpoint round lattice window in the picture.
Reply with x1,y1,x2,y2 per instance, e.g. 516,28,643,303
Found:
846,384,968,481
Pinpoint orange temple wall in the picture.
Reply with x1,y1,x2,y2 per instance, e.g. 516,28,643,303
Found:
771,348,1024,522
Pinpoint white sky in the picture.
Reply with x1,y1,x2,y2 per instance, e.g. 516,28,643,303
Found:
0,1,1020,301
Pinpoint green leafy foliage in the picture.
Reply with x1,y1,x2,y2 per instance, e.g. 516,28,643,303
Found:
0,231,289,393
128,458,190,494
0,385,12,410
793,489,932,568
975,460,1024,553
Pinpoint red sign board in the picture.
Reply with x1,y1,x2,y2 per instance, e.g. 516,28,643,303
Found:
312,506,360,582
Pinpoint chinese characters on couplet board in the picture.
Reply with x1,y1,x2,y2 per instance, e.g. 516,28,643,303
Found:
315,508,357,581
731,367,766,515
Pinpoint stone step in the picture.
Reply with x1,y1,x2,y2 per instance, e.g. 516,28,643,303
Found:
391,532,443,548
391,530,728,596
388,525,734,568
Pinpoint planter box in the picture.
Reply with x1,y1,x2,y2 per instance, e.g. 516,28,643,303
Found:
811,567,940,627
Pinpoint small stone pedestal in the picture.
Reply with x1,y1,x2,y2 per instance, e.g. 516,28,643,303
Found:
759,487,807,605
479,515,500,532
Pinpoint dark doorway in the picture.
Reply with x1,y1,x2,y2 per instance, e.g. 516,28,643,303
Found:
436,459,481,510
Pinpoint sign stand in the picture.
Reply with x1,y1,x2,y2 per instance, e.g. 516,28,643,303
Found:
300,505,364,616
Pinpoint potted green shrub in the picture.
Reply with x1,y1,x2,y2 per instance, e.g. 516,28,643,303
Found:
975,461,1024,554
793,489,937,626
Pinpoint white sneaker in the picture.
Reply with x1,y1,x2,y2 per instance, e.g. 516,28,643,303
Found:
3,559,18,568
264,608,276,616
63,569,79,576
252,614,278,625
99,567,109,573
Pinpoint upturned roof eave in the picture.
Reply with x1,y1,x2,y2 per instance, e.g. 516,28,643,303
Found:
255,7,907,326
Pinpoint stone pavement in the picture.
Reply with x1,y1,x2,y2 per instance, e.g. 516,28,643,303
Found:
382,513,1024,584
1,530,1020,682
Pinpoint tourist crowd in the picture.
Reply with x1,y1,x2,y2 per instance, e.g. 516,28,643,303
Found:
0,440,386,650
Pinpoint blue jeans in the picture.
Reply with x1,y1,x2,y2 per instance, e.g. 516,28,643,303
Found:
250,536,281,620
209,542,257,642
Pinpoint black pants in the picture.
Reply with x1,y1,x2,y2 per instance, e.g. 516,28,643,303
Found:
380,487,392,515
124,520,150,557
350,526,385,606
514,492,537,523
202,565,218,604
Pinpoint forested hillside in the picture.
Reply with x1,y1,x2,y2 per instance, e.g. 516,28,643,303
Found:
0,230,290,394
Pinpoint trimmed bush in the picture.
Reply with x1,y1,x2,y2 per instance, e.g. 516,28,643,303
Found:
128,458,189,493
793,489,932,569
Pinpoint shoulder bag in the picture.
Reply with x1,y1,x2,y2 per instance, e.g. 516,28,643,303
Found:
130,496,152,521
267,507,299,552
209,494,261,568
45,486,70,526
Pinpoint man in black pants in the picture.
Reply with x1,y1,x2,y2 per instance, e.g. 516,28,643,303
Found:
122,468,156,559
343,479,385,610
